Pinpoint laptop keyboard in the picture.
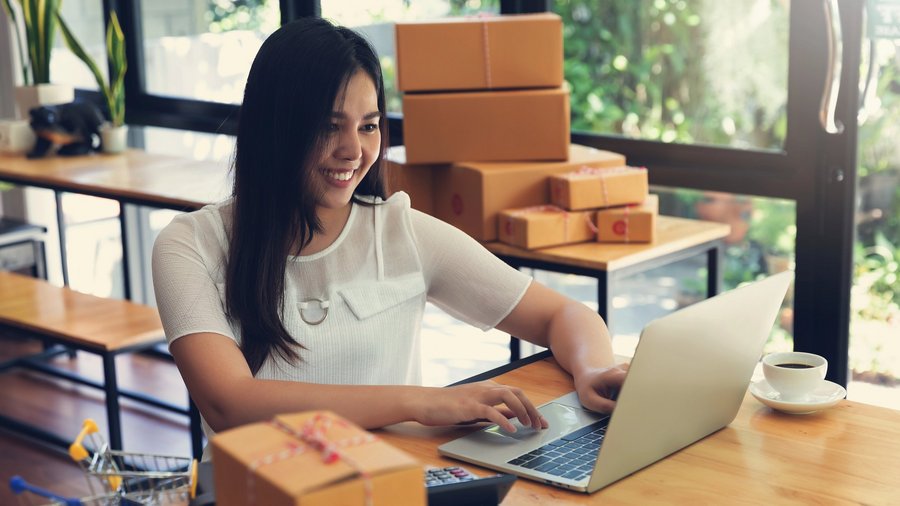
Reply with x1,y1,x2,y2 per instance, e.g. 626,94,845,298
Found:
505,418,609,481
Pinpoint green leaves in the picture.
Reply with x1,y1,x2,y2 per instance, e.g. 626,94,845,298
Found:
2,0,61,84
57,10,127,126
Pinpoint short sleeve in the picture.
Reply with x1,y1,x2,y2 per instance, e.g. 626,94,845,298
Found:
409,210,532,330
151,212,237,345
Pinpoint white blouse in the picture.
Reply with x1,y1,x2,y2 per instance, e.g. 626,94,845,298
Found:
151,191,532,387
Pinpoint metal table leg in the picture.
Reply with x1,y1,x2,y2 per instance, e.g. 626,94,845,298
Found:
102,352,123,450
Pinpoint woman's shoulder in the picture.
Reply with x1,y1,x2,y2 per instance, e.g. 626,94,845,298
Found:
156,198,233,250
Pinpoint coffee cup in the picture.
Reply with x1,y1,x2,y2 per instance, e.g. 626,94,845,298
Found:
762,352,827,401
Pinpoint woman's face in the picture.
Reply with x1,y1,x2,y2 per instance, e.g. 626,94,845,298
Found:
313,70,381,213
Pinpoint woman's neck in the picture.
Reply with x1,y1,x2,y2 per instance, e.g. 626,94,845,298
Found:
297,202,353,256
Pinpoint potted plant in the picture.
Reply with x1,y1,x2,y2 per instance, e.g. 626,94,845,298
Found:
1,0,74,117
57,10,127,153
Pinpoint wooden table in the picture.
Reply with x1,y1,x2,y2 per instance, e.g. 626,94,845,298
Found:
486,217,729,359
0,150,231,211
0,151,232,295
379,353,900,505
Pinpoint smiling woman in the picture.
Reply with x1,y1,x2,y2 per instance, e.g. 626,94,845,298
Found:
151,16,627,460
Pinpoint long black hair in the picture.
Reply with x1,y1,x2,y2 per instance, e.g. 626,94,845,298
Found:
227,18,389,375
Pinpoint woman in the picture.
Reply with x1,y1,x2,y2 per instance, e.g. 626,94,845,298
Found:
152,17,627,458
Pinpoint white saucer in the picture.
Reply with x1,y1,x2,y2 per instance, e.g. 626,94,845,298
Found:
749,379,847,415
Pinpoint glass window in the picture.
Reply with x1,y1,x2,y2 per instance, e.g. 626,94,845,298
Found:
321,0,500,113
850,34,900,410
140,125,235,162
52,0,104,90
555,0,789,150
140,0,280,103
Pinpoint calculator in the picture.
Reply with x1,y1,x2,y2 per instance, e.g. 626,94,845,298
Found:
425,465,517,506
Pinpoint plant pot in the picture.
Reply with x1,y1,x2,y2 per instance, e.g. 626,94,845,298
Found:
14,84,75,120
100,124,128,154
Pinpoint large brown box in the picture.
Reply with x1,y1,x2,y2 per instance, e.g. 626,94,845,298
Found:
595,195,659,243
498,207,595,249
212,411,424,506
549,166,649,211
402,87,570,164
384,146,444,215
433,144,625,241
395,13,563,92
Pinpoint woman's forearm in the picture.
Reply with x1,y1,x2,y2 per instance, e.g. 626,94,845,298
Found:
546,302,616,379
206,378,424,432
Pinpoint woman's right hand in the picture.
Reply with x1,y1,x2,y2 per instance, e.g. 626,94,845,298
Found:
409,380,548,433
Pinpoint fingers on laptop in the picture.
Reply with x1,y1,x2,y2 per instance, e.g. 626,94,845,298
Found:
577,365,630,413
453,381,547,432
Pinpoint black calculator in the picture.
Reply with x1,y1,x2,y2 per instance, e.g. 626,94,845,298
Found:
425,465,517,506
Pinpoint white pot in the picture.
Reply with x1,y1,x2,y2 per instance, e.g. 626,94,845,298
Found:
14,84,75,120
100,123,129,154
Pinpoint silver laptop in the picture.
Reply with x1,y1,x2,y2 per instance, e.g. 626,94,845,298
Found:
439,271,792,493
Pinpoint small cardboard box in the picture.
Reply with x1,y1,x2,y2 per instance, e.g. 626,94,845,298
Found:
402,86,570,164
384,146,444,215
595,195,659,243
211,411,424,506
395,13,563,92
549,166,649,211
498,207,595,249
432,144,625,241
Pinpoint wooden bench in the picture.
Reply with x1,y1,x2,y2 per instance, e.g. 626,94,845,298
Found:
0,271,202,456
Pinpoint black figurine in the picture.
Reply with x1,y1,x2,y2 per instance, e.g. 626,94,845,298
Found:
27,102,105,158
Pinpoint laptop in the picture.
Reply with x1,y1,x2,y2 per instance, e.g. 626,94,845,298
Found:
439,271,792,493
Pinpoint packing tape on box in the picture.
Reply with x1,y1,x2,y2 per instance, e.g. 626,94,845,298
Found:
0,119,36,154
466,12,496,88
247,414,378,506
508,204,596,241
574,165,647,208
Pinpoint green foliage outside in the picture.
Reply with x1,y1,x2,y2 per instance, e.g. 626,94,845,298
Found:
554,0,898,380
206,0,275,33
555,0,787,147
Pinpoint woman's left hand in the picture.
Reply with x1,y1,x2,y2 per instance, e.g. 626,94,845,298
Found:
573,364,630,413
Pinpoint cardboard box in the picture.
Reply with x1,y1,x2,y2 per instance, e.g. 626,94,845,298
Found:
384,146,444,215
549,166,649,211
212,411,424,506
595,195,659,243
395,13,563,92
498,206,595,249
402,86,570,164
432,144,625,241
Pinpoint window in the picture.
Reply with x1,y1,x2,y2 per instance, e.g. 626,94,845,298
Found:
139,0,280,103
53,0,104,90
557,0,789,150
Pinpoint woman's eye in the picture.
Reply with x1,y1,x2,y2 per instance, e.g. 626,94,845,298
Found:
326,123,340,132
361,123,379,133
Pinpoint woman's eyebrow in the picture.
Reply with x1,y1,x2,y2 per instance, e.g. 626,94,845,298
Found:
330,111,382,120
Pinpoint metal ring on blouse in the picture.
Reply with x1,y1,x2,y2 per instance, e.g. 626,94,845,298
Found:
299,298,329,326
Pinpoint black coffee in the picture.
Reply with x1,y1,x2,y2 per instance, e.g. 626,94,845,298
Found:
776,362,813,369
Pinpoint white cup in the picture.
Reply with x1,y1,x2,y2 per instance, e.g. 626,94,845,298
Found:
762,352,827,401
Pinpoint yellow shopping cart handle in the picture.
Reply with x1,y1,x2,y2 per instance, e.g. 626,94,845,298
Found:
68,418,100,462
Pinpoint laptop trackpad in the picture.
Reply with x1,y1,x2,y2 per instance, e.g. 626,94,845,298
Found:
482,401,606,444
439,396,609,466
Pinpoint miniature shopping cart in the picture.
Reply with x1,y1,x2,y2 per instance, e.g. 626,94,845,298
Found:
9,475,119,506
66,418,198,505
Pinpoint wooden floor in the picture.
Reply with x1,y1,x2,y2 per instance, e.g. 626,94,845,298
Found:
0,335,192,505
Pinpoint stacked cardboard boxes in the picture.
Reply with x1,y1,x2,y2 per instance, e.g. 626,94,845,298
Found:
391,13,636,245
497,167,656,249
396,13,568,164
